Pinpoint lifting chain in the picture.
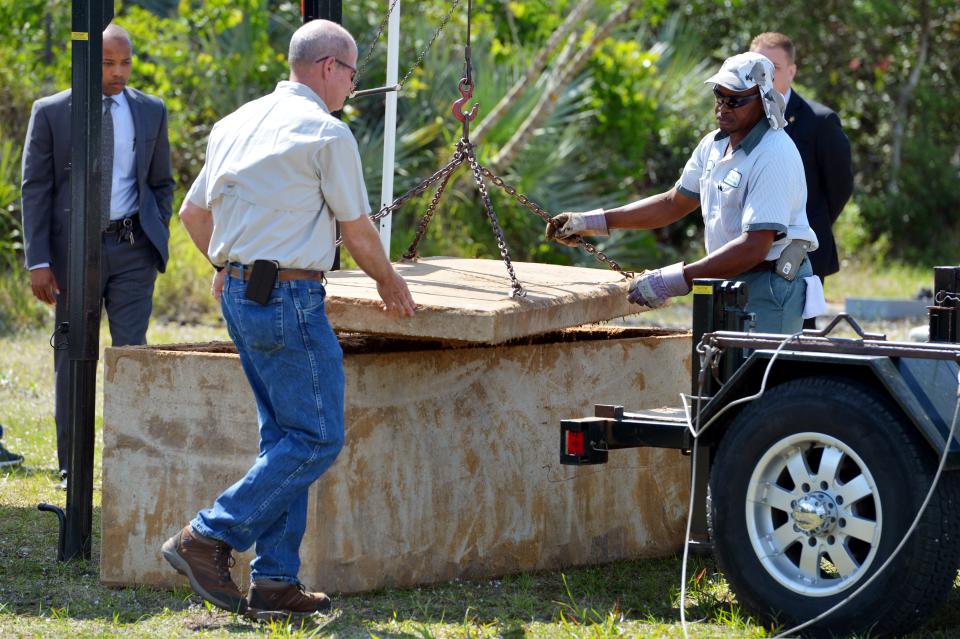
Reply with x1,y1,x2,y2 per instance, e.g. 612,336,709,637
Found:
354,0,401,84
476,166,634,279
345,0,631,296
354,0,463,93
335,151,465,248
464,141,525,298
402,152,465,260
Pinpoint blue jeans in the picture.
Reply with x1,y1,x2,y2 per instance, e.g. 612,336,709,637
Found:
735,258,812,335
192,274,345,584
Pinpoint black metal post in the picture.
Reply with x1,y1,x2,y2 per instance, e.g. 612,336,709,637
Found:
690,279,723,397
301,0,341,23
40,0,113,562
931,267,960,344
301,0,342,270
687,279,749,547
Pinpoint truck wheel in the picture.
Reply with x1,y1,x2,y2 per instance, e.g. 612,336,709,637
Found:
709,376,960,638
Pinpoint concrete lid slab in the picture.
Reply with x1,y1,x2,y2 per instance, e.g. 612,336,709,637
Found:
324,257,638,343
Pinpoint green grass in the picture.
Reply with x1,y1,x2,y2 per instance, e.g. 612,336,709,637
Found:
2,323,960,638
823,260,932,303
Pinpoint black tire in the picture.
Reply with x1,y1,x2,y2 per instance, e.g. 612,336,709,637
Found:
709,376,960,638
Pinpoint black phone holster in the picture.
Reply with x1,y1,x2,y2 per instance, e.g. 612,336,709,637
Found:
244,260,279,305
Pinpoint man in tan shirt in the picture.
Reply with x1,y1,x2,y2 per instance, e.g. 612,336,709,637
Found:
163,19,415,621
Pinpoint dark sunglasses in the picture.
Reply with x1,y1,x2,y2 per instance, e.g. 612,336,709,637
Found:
713,87,761,109
316,56,357,81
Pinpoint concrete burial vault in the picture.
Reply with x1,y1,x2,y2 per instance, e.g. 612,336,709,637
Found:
101,258,693,593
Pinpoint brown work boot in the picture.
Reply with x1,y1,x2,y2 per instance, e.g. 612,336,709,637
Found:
245,579,332,622
161,525,246,614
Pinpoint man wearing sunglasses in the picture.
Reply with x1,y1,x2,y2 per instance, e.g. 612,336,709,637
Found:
547,52,822,335
164,18,415,621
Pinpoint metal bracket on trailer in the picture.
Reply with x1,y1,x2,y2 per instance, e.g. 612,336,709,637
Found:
560,404,692,466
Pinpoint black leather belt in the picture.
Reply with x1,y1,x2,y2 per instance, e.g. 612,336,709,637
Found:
744,260,776,274
226,264,326,283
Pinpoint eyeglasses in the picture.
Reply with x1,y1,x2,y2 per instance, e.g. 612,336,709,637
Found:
713,87,761,109
316,56,356,82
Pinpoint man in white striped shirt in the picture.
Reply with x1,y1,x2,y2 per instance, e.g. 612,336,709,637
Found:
547,52,821,334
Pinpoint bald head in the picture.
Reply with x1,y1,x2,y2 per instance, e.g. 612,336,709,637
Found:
288,19,355,74
102,23,133,96
103,23,132,52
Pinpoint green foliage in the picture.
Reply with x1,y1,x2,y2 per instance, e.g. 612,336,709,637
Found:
0,127,24,258
1,0,957,333
151,216,221,323
0,258,51,335
858,132,960,263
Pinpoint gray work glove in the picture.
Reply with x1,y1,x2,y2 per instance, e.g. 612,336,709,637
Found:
545,209,608,247
627,262,690,309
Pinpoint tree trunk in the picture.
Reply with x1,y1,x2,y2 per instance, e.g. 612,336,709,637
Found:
888,0,931,195
487,1,637,174
472,0,592,142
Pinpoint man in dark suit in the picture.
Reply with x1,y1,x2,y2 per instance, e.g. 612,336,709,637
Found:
751,32,853,329
21,23,174,486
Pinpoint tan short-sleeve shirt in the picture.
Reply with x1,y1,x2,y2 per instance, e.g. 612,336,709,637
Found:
186,81,370,271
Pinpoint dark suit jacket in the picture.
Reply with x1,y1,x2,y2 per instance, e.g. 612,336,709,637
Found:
784,91,853,278
21,87,175,285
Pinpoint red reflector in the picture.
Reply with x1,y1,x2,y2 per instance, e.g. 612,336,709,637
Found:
567,431,586,456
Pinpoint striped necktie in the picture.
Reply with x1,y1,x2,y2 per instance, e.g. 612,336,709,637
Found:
101,96,115,230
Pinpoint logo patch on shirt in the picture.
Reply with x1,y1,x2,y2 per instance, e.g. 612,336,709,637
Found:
722,169,742,188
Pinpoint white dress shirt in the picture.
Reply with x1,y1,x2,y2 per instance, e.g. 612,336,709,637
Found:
105,89,139,219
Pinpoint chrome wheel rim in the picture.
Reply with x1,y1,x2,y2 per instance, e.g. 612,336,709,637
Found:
745,432,882,597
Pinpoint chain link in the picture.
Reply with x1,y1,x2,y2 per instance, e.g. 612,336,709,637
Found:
338,149,633,282
353,0,463,93
336,152,465,247
397,0,462,91
464,142,525,298
402,152,464,260
476,166,634,279
354,0,402,86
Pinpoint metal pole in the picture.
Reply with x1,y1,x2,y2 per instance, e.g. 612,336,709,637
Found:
49,0,112,562
378,0,400,254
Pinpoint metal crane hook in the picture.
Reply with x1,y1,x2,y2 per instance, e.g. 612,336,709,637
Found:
451,77,478,138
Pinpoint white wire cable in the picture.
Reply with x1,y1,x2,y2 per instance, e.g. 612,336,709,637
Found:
679,330,801,639
676,333,960,639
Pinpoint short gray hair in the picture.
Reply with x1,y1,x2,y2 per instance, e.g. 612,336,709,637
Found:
288,20,355,72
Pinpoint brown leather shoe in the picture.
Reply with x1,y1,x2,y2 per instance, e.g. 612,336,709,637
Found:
161,525,246,614
245,579,332,622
